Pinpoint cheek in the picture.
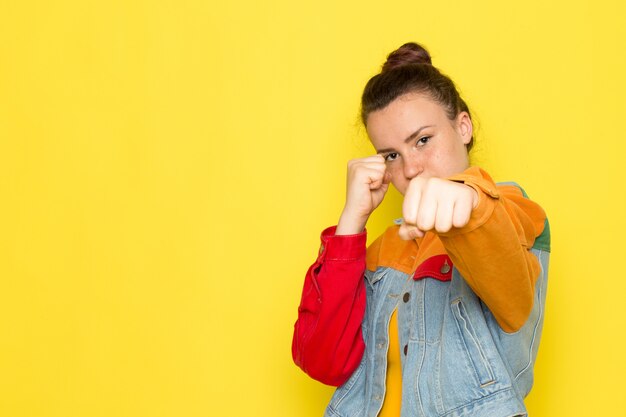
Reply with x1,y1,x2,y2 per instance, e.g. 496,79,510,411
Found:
389,173,408,195
386,164,409,194
394,182,408,196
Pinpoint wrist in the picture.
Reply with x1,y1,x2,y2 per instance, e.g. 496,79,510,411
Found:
336,210,369,235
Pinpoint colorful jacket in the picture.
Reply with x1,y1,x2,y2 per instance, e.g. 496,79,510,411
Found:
292,167,550,417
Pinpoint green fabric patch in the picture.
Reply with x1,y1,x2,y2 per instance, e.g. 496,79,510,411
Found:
497,181,551,252
533,218,551,252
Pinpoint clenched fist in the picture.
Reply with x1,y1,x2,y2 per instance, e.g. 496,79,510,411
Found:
336,155,392,235
398,177,479,240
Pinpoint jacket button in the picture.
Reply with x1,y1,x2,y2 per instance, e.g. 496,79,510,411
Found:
403,292,410,302
403,344,408,355
440,260,451,274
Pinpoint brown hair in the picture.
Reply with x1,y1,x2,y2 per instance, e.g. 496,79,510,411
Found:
361,42,474,151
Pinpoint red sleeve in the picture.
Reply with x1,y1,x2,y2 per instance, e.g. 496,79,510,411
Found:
291,225,367,387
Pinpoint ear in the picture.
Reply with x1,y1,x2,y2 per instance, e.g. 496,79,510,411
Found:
456,111,473,145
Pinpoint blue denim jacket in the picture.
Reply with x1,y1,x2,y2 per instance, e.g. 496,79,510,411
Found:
324,218,550,417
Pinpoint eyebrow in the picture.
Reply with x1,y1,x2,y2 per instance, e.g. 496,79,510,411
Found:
376,125,434,154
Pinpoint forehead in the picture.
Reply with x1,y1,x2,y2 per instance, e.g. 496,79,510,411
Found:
366,93,447,146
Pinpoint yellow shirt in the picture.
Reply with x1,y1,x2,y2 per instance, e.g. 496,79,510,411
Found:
378,307,402,417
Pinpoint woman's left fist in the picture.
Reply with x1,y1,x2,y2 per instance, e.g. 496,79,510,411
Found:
398,177,479,240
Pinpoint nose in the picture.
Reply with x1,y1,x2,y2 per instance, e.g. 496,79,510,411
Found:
402,156,422,180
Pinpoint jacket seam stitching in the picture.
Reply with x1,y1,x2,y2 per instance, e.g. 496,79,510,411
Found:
514,250,545,381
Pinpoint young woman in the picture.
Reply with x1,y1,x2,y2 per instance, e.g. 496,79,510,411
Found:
292,42,550,417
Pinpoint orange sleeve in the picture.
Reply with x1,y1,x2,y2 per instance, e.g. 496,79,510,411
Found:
439,167,547,333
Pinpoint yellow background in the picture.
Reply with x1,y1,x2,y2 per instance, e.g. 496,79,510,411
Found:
1,0,625,416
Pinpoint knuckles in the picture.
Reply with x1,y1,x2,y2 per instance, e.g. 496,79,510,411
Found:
452,215,470,229
402,177,475,235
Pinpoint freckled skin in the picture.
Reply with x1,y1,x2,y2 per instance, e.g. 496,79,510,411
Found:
336,92,477,238
366,92,472,195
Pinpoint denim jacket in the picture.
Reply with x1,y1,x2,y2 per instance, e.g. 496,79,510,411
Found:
324,196,551,417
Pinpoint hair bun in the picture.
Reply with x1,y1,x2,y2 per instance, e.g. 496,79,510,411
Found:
381,42,432,72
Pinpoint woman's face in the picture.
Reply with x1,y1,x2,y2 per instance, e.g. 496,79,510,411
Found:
366,92,473,195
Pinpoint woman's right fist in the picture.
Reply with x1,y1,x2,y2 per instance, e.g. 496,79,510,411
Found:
336,155,391,235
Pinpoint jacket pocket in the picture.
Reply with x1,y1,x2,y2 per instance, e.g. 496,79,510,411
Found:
451,298,495,387
326,359,366,417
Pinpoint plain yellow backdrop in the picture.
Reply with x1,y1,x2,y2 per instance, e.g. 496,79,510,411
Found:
1,0,625,416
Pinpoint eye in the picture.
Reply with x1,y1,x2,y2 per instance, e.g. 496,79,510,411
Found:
416,136,431,146
384,152,399,162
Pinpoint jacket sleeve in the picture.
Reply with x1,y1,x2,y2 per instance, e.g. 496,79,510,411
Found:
291,226,367,387
439,167,547,333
